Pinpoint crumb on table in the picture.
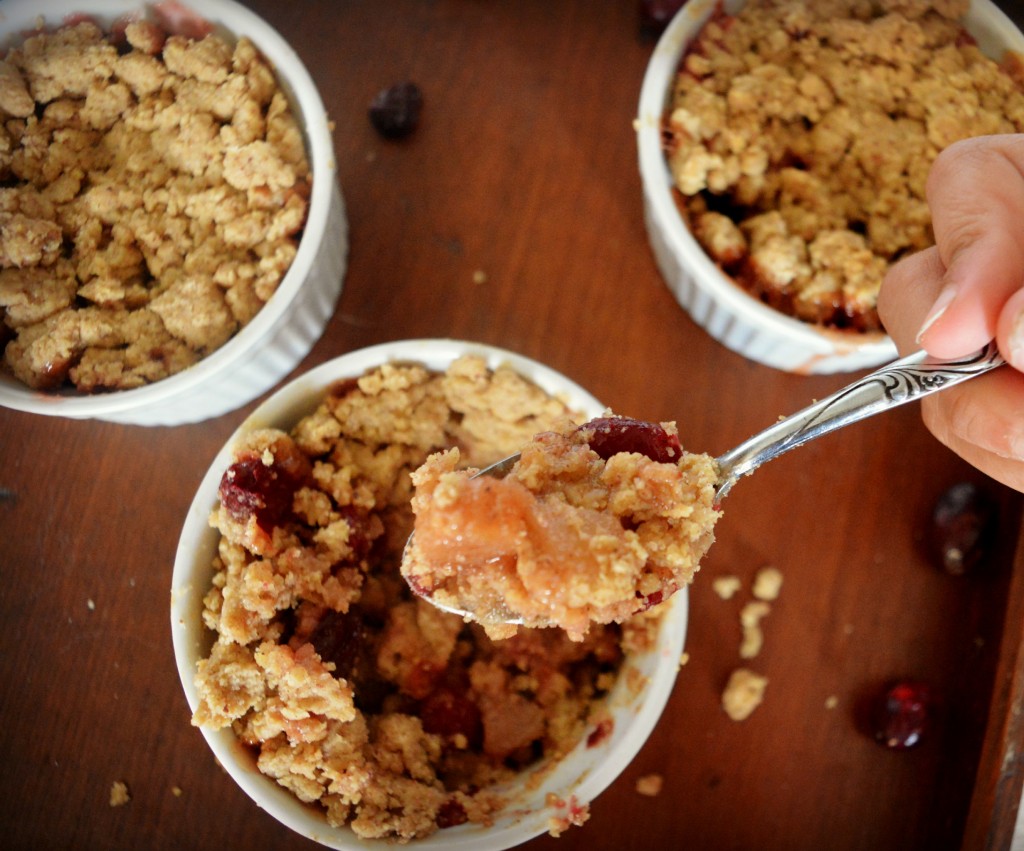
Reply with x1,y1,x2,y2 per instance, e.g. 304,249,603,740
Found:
109,780,131,807
635,773,664,797
722,667,768,721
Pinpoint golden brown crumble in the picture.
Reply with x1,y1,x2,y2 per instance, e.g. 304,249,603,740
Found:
722,667,768,721
108,780,131,807
752,565,783,601
192,356,655,842
0,19,309,392
403,416,720,641
665,0,1024,331
739,600,771,660
635,773,664,797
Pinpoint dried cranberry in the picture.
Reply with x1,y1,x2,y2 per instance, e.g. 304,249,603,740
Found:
874,681,930,749
436,798,468,829
931,482,996,575
637,0,685,39
219,456,299,532
420,686,482,747
368,82,423,139
635,584,676,612
309,609,367,683
580,416,682,464
586,717,614,748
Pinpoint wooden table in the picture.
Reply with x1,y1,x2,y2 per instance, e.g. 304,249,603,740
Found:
3,2,1024,849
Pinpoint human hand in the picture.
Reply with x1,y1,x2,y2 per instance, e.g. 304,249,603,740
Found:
877,134,1024,492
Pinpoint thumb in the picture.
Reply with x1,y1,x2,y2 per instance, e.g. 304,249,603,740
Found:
915,135,1024,359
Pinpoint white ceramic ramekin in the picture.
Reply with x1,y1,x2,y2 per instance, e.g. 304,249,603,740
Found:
171,339,689,851
0,0,347,425
636,0,1024,375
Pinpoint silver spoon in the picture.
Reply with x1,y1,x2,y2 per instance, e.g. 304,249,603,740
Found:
407,341,1006,625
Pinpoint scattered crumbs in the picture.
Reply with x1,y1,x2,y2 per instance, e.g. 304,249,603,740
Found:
752,566,783,601
722,668,768,721
739,600,771,660
545,793,589,837
171,785,183,797
87,598,95,611
109,781,131,807
365,149,377,162
843,623,854,636
712,575,741,600
472,268,488,285
824,695,839,710
635,773,664,797
678,651,690,668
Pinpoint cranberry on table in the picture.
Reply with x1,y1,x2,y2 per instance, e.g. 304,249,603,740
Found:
368,82,424,138
637,0,685,38
930,481,996,575
874,681,931,750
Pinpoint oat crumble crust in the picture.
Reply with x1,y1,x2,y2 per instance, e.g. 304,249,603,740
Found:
0,19,310,391
192,356,657,842
665,0,1024,331
404,417,720,641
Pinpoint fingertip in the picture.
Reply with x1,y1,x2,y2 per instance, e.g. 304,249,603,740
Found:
915,288,994,358
997,287,1024,372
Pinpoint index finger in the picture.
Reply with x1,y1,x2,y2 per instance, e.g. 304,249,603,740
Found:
917,135,1024,358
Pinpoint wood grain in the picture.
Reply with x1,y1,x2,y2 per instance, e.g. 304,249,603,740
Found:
2,2,1024,849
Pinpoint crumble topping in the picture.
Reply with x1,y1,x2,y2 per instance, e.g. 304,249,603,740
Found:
635,773,664,797
722,667,768,721
192,356,656,842
0,18,310,392
403,416,720,641
109,780,131,807
665,0,1024,331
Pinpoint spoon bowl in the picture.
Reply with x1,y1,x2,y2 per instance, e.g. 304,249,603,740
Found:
407,341,1006,626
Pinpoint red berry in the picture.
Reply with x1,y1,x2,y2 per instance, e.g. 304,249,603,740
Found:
637,0,685,38
875,681,930,749
579,416,682,463
436,798,468,829
309,609,367,682
931,482,995,575
219,457,296,532
369,82,423,139
420,685,482,747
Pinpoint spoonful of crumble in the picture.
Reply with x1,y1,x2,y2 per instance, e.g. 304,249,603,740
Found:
401,343,1004,640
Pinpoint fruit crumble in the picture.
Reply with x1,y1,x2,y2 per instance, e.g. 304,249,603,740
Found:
664,0,1024,331
403,415,720,641
191,356,657,842
0,15,309,391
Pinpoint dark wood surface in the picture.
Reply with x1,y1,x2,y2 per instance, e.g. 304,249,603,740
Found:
3,2,1024,849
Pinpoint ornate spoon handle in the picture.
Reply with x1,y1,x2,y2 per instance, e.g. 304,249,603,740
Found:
714,341,1006,501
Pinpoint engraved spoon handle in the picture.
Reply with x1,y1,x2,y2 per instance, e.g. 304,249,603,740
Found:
714,341,1006,501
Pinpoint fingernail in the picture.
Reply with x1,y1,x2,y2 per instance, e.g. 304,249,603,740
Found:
916,284,957,345
1010,307,1024,369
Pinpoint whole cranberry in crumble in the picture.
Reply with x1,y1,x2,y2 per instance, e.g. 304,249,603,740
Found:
579,416,682,464
219,449,308,533
420,685,483,747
